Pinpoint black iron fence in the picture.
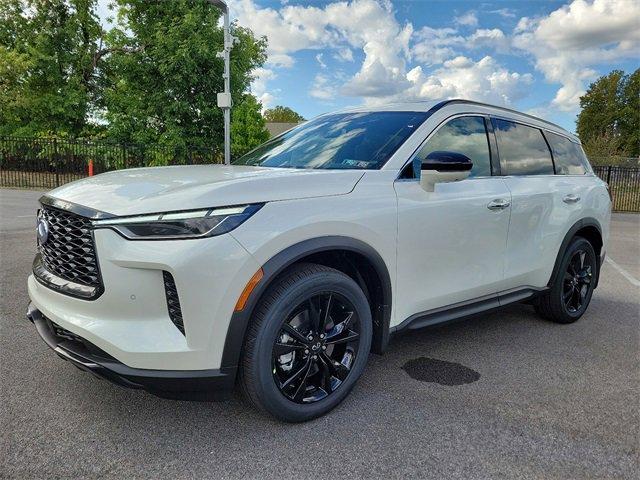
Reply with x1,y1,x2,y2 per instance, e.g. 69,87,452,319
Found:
0,136,222,189
592,165,640,213
1,136,639,212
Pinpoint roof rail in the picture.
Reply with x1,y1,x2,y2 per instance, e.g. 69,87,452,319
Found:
434,99,568,133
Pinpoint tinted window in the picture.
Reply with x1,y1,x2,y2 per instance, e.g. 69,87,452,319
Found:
414,116,491,177
494,119,554,175
546,132,587,175
234,111,428,170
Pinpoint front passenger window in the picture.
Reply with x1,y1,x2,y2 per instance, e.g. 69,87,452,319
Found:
414,116,491,177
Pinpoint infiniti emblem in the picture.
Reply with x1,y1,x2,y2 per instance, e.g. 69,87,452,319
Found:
37,216,50,245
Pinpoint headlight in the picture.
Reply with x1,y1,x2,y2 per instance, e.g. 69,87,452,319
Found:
92,204,263,240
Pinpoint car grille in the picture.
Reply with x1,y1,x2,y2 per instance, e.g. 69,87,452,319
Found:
38,206,102,290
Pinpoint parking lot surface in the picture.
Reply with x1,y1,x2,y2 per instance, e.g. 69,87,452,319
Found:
1,188,638,479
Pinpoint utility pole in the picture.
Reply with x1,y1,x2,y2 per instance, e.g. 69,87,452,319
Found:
208,0,234,165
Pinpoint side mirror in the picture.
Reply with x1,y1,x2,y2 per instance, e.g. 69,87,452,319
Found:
419,151,473,192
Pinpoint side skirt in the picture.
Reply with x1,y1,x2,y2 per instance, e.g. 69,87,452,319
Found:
390,287,548,334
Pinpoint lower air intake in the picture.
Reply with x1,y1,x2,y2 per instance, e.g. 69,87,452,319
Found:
162,271,185,336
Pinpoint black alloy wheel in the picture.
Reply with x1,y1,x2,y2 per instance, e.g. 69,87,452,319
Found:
562,249,594,314
272,292,361,404
535,236,597,324
240,263,372,422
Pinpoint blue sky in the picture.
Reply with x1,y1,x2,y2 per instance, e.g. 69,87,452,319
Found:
229,0,639,132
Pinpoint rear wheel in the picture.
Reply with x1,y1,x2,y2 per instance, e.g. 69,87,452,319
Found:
240,263,372,422
535,236,597,324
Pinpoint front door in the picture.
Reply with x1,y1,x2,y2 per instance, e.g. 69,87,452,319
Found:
394,115,511,325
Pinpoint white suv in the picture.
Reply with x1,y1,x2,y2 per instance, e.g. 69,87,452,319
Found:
27,100,611,422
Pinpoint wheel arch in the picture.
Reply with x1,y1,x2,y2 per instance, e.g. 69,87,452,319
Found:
220,236,393,372
549,217,603,289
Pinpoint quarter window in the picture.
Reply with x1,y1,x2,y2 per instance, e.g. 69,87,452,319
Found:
493,119,554,176
546,132,588,175
414,116,492,177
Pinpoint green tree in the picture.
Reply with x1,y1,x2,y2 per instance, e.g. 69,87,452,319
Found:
577,69,639,157
619,69,639,157
263,105,305,123
0,0,104,137
102,0,267,157
231,94,269,158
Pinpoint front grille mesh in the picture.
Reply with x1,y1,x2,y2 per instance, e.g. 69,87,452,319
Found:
163,271,185,335
38,206,101,288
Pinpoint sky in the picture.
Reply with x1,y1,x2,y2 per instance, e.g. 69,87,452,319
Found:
98,0,640,133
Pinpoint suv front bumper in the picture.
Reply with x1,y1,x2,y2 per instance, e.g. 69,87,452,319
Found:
27,303,235,401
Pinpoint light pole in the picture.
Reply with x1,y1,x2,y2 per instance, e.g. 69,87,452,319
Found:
208,0,233,165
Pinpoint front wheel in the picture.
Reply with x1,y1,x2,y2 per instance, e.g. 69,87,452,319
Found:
535,236,597,324
240,263,372,422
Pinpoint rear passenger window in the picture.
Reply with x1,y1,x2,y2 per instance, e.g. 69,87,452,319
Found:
546,132,587,175
415,116,491,177
493,119,554,176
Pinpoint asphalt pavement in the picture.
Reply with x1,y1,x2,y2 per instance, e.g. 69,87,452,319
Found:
1,188,638,479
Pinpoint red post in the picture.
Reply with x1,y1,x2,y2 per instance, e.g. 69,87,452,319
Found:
88,159,94,176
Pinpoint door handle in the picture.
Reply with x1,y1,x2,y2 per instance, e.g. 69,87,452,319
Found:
563,194,581,204
487,199,510,210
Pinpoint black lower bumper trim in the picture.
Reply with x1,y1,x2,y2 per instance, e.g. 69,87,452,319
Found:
27,303,236,401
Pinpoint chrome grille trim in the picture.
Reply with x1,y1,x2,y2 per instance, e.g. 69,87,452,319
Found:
33,254,99,299
33,204,104,300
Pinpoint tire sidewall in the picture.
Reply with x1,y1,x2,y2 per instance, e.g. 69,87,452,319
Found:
250,271,372,422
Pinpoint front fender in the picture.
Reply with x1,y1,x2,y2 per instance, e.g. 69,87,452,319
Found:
220,235,393,371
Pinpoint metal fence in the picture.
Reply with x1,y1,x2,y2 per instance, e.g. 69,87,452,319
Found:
592,165,640,212
1,136,639,212
0,136,222,189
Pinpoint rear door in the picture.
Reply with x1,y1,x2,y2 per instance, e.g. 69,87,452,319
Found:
394,115,512,323
493,118,577,289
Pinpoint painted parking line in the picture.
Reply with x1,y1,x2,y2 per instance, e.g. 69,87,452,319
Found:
605,257,640,287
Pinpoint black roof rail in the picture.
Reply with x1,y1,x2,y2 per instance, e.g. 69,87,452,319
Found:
433,99,569,133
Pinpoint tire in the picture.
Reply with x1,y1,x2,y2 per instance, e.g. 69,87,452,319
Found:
535,236,597,324
239,263,372,422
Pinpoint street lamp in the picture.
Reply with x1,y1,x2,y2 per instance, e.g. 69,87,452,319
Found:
208,0,234,165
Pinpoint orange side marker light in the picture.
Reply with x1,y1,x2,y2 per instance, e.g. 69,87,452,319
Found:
234,268,264,312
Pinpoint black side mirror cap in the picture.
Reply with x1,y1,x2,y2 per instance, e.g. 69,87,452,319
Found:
422,151,473,172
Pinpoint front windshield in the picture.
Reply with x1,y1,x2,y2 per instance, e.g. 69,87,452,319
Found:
234,111,429,170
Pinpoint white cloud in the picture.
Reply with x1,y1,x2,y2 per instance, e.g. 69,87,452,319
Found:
342,58,410,97
412,26,509,66
467,28,509,52
412,27,464,66
454,11,478,27
310,74,336,100
235,0,533,109
315,53,327,69
250,67,277,109
513,0,640,111
490,8,516,19
235,0,415,103
266,54,295,68
382,55,533,106
334,47,354,62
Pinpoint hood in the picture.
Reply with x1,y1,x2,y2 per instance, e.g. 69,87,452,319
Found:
45,165,364,216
